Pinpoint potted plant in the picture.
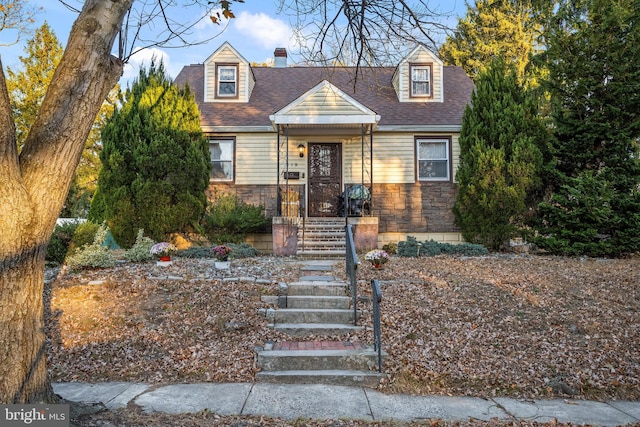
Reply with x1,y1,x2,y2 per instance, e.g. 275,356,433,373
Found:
150,242,177,263
364,249,390,269
211,244,232,269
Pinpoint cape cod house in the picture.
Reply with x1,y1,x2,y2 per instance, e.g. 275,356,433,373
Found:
174,42,474,255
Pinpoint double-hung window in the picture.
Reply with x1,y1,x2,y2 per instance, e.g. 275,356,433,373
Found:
411,64,432,98
417,138,450,181
216,64,237,98
209,138,234,181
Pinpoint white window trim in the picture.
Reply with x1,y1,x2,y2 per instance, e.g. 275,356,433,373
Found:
209,138,235,182
410,64,432,98
417,137,450,181
216,65,238,98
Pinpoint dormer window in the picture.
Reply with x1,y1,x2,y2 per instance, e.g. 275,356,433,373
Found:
216,64,238,98
410,64,432,98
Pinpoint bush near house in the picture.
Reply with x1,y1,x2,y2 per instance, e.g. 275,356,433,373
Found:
202,193,270,244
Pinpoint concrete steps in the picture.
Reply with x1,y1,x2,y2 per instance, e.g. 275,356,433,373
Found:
255,369,384,387
258,263,386,387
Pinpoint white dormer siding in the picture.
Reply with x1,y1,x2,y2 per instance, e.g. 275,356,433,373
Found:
392,45,444,103
204,42,255,102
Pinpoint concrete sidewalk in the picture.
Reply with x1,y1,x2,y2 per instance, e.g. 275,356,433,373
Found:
53,382,640,426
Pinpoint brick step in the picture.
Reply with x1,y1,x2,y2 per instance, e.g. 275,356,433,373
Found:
297,232,345,239
295,250,345,258
286,296,350,309
273,308,358,324
270,322,362,336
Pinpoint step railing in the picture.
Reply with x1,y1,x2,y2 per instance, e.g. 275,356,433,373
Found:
371,279,383,373
345,224,359,325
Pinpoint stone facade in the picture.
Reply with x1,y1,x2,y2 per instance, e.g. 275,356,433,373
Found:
207,181,458,235
371,182,459,233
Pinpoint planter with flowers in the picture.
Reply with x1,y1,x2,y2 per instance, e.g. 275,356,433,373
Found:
211,245,232,269
150,242,177,264
364,249,390,269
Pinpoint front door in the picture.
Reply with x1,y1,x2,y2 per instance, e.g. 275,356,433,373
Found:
308,143,342,217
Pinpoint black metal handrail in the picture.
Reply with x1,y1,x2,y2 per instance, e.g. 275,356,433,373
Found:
346,224,359,325
371,279,383,373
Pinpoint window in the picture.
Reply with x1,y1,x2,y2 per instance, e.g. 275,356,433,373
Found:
411,64,431,97
216,65,237,97
210,138,234,181
417,138,449,181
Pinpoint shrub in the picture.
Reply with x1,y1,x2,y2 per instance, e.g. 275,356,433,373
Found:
382,242,398,254
202,193,270,243
397,236,489,258
455,242,489,256
175,247,212,259
419,240,442,257
65,223,116,271
47,221,81,264
68,221,100,255
124,229,155,262
228,242,260,259
397,236,420,257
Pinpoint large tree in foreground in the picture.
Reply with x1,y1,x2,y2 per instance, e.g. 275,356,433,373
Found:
453,57,546,250
0,0,443,404
533,0,640,256
90,61,210,247
0,1,131,403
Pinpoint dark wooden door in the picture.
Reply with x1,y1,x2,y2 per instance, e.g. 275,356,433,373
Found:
308,143,342,217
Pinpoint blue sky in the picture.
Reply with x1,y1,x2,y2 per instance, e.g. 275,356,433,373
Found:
1,0,467,86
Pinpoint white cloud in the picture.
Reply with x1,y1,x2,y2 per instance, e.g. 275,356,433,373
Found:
233,11,292,49
122,47,174,83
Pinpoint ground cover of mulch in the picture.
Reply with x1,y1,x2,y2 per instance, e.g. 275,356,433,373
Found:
45,254,640,426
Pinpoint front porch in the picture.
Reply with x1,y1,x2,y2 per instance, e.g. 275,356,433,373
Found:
270,79,380,256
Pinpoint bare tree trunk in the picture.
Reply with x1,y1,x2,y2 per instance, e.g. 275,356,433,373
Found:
0,0,133,404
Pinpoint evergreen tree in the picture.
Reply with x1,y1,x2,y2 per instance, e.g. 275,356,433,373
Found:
534,0,640,256
453,57,546,250
439,0,541,82
6,22,63,150
90,60,211,247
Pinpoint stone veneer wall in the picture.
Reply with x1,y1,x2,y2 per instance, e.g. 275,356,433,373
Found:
371,182,459,233
207,182,460,252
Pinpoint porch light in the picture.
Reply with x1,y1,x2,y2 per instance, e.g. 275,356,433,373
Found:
297,144,305,158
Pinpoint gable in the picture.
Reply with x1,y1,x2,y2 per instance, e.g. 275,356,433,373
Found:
203,42,255,103
270,80,380,125
393,45,444,103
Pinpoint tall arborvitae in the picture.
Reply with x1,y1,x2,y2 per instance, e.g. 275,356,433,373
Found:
534,0,640,256
90,60,211,246
453,57,547,250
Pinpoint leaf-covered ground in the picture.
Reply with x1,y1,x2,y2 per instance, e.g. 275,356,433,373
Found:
46,254,640,410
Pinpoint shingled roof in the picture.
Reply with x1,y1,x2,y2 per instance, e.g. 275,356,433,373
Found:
174,64,473,129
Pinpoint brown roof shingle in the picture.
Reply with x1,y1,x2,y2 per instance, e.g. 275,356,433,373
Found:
174,65,473,128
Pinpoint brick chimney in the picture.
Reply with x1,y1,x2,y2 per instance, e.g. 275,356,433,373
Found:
274,48,287,68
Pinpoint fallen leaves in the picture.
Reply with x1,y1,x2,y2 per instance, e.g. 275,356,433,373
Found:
45,254,640,402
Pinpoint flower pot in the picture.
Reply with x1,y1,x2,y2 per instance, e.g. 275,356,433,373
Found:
215,261,230,269
159,255,171,262
372,263,383,269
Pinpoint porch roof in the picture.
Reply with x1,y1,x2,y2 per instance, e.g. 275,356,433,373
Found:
269,80,380,128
